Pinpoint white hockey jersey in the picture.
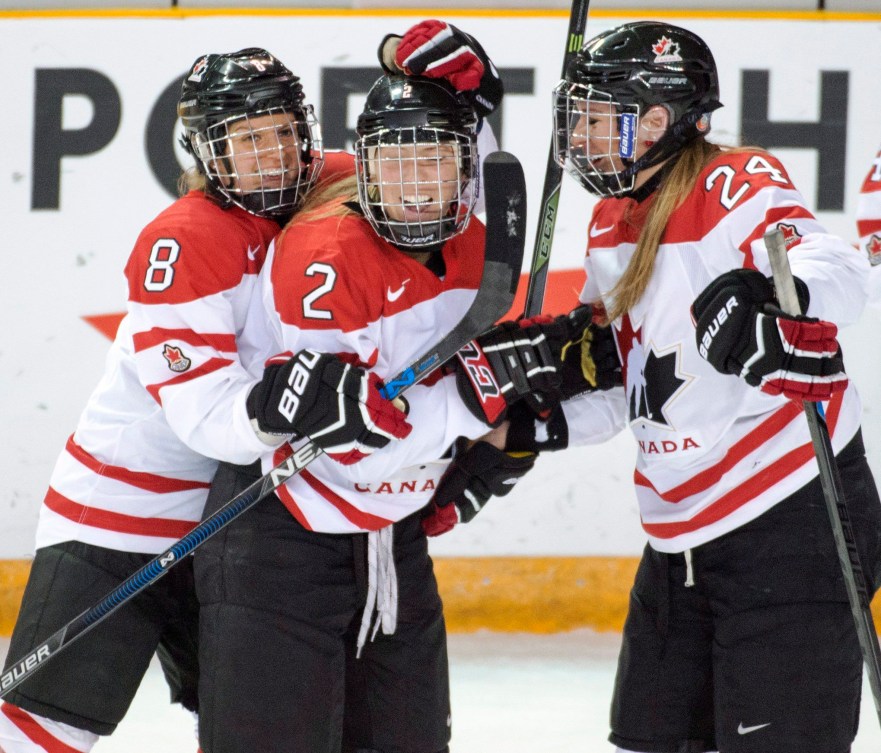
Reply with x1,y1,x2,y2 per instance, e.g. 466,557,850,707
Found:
35,191,283,554
241,206,490,534
855,144,881,305
564,149,869,553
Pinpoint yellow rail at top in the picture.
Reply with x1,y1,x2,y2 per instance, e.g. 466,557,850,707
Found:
1,7,881,21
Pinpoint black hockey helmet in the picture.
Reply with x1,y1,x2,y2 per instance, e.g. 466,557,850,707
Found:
553,21,722,197
355,74,479,249
177,47,323,221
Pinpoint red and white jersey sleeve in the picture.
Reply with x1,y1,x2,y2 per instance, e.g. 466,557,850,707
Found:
855,145,881,306
37,193,280,554
573,149,867,553
241,212,490,533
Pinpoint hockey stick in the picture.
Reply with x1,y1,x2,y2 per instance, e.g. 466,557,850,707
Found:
0,151,527,698
523,0,589,317
764,227,881,726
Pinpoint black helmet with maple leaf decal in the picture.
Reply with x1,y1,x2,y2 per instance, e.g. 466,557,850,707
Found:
552,22,722,197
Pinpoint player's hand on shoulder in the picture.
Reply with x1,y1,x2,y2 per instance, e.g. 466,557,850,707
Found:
247,350,412,464
454,304,623,427
421,430,536,537
691,268,848,401
378,19,503,118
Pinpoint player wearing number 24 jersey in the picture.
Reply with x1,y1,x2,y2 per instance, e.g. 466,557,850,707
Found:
464,21,880,753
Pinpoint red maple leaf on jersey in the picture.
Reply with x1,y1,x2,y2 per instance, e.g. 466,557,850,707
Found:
162,344,192,373
869,235,881,265
777,223,802,250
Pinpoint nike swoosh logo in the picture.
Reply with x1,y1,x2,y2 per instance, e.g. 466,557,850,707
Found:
589,224,616,238
387,279,410,302
246,245,258,261
737,722,771,735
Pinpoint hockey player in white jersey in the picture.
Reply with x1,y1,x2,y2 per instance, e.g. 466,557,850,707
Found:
0,47,411,753
855,144,881,304
454,21,881,753
191,54,528,751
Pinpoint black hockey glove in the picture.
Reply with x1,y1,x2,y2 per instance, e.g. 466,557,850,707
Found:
421,437,536,537
691,268,848,402
378,20,503,119
455,305,622,427
247,350,412,465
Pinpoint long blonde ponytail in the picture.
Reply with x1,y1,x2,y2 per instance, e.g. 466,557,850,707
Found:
604,138,722,322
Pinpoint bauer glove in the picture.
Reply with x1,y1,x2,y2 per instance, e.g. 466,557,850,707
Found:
691,268,848,401
247,350,412,465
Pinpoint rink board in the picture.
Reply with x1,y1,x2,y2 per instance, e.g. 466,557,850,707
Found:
4,556,881,636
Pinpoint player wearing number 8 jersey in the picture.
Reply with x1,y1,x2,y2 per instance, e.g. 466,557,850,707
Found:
0,47,379,753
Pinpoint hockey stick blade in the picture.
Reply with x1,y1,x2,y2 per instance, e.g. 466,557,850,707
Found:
0,151,527,698
765,228,881,727
523,0,589,318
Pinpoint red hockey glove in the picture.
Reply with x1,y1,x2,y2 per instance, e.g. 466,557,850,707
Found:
378,20,503,118
691,269,848,402
421,437,536,537
247,350,412,464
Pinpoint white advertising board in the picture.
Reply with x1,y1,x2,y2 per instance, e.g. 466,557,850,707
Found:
2,12,880,558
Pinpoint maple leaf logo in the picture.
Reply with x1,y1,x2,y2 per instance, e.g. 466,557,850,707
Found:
777,222,802,250
869,234,881,266
651,36,682,63
162,344,192,373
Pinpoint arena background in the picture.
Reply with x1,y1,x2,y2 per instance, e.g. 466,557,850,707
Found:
2,2,881,635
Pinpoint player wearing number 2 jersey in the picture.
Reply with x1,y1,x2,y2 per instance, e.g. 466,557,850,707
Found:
455,21,881,753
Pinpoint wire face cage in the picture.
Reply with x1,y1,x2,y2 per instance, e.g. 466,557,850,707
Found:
553,81,641,198
193,104,324,218
355,126,477,248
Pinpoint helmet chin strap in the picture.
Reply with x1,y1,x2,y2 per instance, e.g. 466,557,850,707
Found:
617,101,723,195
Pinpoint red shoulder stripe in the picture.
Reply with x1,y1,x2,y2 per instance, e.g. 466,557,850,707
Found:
132,327,237,353
737,206,816,268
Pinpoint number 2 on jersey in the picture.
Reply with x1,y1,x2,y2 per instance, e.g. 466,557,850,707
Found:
302,262,337,320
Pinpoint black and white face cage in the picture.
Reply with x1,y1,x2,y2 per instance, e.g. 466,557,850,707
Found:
552,80,642,198
192,105,324,220
354,127,477,249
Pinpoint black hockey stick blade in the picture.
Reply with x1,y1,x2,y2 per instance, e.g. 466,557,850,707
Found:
765,228,881,727
0,151,527,699
523,0,589,318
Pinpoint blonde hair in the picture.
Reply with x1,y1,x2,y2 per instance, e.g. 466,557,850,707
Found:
604,139,759,322
178,166,206,196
